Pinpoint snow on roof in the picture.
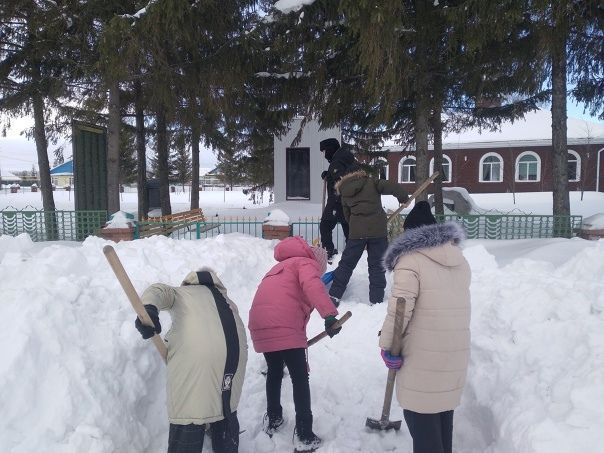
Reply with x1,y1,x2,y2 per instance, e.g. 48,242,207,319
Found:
1,171,21,181
384,109,604,150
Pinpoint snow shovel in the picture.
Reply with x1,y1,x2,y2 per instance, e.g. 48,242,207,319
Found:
366,297,406,431
387,172,440,224
103,245,168,363
307,311,352,347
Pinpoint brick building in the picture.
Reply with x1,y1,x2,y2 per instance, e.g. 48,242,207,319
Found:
380,110,604,193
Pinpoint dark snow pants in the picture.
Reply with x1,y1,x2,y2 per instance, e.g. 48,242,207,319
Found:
320,200,349,254
167,412,240,453
403,409,454,453
329,236,388,304
264,348,312,427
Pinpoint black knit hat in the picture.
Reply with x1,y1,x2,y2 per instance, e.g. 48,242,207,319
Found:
319,138,340,153
403,201,437,230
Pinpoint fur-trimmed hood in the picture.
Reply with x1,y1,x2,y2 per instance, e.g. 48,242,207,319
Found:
383,221,466,271
334,170,367,195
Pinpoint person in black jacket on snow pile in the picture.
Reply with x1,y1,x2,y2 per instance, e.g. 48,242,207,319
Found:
319,138,357,261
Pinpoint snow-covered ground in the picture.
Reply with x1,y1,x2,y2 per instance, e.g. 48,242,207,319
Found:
0,188,603,452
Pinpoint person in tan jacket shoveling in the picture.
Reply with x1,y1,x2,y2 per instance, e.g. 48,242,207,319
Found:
379,201,471,453
135,268,248,453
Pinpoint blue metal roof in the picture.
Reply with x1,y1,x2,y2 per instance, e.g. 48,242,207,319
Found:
50,160,73,175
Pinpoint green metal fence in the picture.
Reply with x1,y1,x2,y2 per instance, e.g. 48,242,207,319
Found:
134,217,264,240
0,209,583,242
389,214,583,240
0,206,108,241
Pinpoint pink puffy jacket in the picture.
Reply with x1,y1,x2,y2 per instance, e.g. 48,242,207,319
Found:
249,236,338,353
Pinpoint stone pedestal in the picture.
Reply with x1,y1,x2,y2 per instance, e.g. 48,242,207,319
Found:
577,228,604,241
262,224,292,241
100,225,134,242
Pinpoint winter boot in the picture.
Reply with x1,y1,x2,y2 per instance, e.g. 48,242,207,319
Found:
293,416,322,452
329,296,340,308
262,412,284,438
327,249,338,264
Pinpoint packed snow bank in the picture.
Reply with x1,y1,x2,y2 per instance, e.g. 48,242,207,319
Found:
1,233,603,452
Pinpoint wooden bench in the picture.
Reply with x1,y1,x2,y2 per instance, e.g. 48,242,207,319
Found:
137,208,221,239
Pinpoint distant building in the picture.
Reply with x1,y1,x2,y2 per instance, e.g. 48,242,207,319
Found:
273,111,604,199
200,168,223,188
382,110,604,193
50,160,74,188
1,171,22,185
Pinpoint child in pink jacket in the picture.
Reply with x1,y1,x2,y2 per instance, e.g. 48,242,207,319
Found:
249,236,340,452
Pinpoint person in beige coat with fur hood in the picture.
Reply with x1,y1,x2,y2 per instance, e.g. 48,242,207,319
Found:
379,201,471,453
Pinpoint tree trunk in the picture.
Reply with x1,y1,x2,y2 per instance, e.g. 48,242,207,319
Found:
414,96,430,202
32,81,58,241
431,105,444,216
551,3,571,237
32,92,55,213
156,108,172,215
107,82,121,215
134,81,148,219
191,125,200,209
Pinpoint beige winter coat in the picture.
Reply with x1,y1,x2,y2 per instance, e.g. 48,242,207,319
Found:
380,222,471,414
141,268,247,425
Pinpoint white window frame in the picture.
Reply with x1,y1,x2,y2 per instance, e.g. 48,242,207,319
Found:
371,157,389,180
479,152,504,182
567,149,581,182
515,151,541,182
429,155,452,183
398,156,416,183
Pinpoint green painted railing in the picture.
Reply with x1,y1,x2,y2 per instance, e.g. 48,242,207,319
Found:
389,214,583,240
0,206,108,241
0,210,583,243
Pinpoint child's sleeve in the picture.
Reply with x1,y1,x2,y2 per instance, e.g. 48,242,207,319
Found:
141,283,177,311
298,262,338,318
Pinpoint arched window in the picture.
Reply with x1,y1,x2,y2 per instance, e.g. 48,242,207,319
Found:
398,156,416,183
430,155,452,182
567,150,581,182
371,157,389,180
479,153,503,182
515,151,541,182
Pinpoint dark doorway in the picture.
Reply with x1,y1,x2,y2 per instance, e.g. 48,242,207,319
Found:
286,147,310,200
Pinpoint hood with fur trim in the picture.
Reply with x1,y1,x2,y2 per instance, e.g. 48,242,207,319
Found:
334,170,367,196
383,221,466,271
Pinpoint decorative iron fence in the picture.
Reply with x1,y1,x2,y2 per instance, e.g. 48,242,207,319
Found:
0,206,107,241
0,209,583,243
389,214,583,240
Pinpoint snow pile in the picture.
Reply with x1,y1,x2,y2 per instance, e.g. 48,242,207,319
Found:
263,209,290,226
105,211,135,229
581,213,604,230
0,233,603,452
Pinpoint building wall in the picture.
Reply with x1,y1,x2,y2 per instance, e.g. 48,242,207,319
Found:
274,118,341,203
387,142,604,193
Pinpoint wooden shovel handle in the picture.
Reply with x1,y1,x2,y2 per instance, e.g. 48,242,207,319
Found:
387,172,440,224
307,311,352,347
381,298,406,420
103,245,168,363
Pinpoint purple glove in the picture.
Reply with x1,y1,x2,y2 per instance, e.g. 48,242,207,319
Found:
381,349,403,370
